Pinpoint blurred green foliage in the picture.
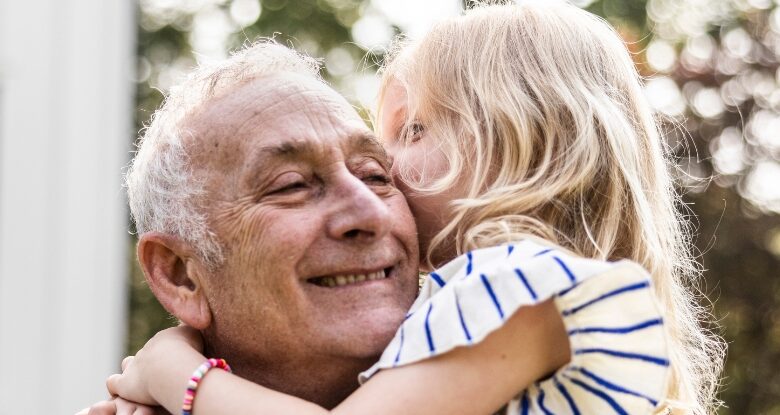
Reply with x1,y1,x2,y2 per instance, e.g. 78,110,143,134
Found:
127,0,780,412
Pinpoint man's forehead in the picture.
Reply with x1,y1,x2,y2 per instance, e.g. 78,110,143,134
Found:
186,74,365,146
189,74,353,127
182,73,384,175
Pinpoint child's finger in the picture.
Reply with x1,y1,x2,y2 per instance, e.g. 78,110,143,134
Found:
114,397,151,415
106,373,122,397
85,400,117,415
121,356,134,372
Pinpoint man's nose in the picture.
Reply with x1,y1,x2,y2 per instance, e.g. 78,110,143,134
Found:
327,172,392,242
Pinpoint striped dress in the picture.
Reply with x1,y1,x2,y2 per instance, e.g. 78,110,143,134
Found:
359,239,671,414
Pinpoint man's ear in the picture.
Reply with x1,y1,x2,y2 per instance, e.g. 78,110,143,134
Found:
137,232,213,330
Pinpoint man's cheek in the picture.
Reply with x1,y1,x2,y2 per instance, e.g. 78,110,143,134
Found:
222,206,278,262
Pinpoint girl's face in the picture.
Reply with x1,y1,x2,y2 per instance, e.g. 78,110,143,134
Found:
379,79,464,268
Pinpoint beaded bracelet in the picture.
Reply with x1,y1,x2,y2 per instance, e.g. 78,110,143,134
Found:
182,358,232,415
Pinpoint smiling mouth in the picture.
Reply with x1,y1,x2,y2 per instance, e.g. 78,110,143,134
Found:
308,267,392,288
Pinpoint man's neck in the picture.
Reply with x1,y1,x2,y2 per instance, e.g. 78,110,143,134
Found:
204,341,375,409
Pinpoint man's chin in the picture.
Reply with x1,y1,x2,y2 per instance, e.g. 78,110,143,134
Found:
298,267,416,358
319,307,407,359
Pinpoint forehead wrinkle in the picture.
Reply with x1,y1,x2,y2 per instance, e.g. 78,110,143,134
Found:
299,94,354,142
298,95,388,166
227,91,317,143
289,92,386,165
293,91,387,162
245,96,361,169
193,78,335,145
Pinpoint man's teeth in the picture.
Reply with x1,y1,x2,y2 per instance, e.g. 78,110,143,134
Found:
317,270,387,287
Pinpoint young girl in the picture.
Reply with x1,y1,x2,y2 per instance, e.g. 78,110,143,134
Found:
106,2,723,414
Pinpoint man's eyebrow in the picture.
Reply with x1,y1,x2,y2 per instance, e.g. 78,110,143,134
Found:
255,140,317,163
252,132,388,167
349,132,390,166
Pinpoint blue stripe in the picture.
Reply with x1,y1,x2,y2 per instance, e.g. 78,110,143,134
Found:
424,303,435,353
562,281,650,316
393,326,405,365
554,376,581,415
574,348,670,366
536,389,555,415
557,281,580,297
552,256,577,282
429,272,446,287
480,273,505,319
573,366,659,406
507,244,515,256
519,391,529,415
566,375,628,415
568,318,663,336
454,291,472,342
466,252,473,275
534,248,553,256
514,268,538,300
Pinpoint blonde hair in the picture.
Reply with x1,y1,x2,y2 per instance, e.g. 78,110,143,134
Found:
378,2,724,413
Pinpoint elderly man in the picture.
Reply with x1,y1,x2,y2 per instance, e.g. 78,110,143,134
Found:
86,42,420,414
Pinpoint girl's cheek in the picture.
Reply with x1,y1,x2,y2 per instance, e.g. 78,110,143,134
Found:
390,153,414,183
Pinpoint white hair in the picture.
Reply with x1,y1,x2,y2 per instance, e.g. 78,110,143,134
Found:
126,40,322,266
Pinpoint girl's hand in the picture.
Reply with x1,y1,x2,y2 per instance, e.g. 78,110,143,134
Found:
76,397,169,415
106,326,206,408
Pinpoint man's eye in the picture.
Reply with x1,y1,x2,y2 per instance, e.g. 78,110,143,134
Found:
364,174,391,185
270,181,308,194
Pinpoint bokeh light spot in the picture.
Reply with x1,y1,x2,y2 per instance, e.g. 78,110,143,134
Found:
711,127,746,175
723,27,754,58
746,0,774,10
230,0,262,28
770,8,780,34
647,39,677,72
135,57,152,84
766,227,780,258
645,76,686,116
748,110,780,151
325,47,355,77
681,34,716,71
692,87,726,118
351,11,395,51
372,0,462,39
344,73,381,111
190,6,234,61
743,161,780,213
721,78,750,106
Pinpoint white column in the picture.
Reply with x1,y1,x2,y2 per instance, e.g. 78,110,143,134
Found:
0,0,134,413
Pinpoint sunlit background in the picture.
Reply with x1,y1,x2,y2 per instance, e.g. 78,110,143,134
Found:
128,0,780,413
0,0,776,413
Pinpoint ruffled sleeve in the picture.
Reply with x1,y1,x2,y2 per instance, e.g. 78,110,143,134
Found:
359,239,670,414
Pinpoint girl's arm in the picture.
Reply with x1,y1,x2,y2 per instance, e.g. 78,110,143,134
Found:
110,299,568,415
338,298,568,414
107,327,326,414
